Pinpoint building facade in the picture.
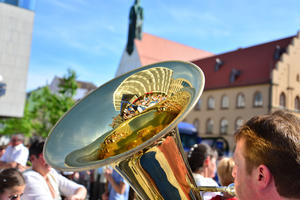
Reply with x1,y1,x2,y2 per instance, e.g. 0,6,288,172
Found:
187,32,300,150
116,31,300,152
0,1,35,118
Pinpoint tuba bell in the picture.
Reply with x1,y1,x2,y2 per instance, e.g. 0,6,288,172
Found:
44,61,235,200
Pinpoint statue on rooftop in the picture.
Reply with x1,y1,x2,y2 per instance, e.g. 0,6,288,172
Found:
126,0,144,55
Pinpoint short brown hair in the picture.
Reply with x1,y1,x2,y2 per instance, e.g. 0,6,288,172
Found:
217,157,234,186
235,110,300,198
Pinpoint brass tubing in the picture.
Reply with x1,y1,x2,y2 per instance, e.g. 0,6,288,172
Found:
196,185,235,197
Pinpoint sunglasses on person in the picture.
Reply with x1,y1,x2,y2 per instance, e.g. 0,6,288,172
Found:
8,193,23,200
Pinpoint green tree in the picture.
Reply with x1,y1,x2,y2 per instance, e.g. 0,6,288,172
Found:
0,69,78,138
0,102,32,137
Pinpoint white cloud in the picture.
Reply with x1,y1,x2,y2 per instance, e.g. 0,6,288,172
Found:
47,0,84,12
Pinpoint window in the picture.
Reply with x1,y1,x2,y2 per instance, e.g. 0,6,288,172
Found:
274,45,286,60
230,69,241,83
253,91,263,107
280,92,286,108
1,0,36,11
193,119,200,132
206,118,214,134
215,58,223,71
236,93,245,108
295,96,300,111
207,96,215,110
220,118,228,135
221,95,229,109
3,0,18,6
235,118,244,131
0,82,6,97
194,99,201,111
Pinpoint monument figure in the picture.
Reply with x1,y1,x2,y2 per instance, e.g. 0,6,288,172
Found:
126,0,144,55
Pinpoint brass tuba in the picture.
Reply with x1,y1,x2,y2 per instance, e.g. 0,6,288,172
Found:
44,61,234,200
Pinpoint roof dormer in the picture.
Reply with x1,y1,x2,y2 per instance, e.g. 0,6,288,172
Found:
230,69,241,83
215,58,223,71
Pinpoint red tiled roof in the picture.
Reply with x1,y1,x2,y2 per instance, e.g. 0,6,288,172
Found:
135,33,214,66
192,36,294,90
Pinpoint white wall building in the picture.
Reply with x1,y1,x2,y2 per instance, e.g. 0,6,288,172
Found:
0,1,35,118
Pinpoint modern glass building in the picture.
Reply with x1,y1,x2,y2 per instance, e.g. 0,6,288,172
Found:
0,0,36,11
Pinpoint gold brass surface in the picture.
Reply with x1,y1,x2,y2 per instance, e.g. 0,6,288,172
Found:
113,129,202,200
43,61,235,199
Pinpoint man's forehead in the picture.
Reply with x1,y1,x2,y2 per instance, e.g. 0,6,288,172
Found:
233,139,244,159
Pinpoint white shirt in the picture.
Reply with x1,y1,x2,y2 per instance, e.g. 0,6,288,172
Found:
0,144,29,166
22,168,84,200
193,173,220,200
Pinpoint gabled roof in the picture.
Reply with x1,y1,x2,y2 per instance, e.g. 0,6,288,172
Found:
192,36,294,90
135,33,214,65
51,76,97,92
76,80,97,92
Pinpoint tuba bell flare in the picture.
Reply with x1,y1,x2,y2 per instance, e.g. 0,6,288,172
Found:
44,61,235,200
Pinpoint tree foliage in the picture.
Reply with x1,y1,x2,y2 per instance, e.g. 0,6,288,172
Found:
0,69,78,138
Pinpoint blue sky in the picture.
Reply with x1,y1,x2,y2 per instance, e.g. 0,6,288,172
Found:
27,0,300,91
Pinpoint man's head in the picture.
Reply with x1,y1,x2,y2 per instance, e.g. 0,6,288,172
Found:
29,140,51,175
11,134,24,147
233,110,300,199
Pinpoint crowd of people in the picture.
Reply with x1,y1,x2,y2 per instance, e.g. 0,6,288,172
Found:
0,110,300,200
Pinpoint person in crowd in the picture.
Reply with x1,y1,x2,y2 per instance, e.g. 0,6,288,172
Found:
102,167,129,200
232,110,300,200
98,167,107,198
210,157,237,200
217,157,235,187
22,140,87,200
0,145,7,159
0,168,25,200
0,134,29,171
0,136,9,159
188,143,219,200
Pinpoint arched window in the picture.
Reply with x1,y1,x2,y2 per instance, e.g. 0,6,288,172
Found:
207,96,215,110
193,118,200,132
295,96,300,111
253,91,263,107
221,95,229,109
235,117,244,131
194,99,201,111
280,92,286,108
220,118,228,135
206,118,214,134
236,93,245,108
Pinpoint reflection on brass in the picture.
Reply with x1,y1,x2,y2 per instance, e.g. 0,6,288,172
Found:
113,130,202,200
113,67,191,111
99,90,191,160
196,184,235,197
45,61,231,200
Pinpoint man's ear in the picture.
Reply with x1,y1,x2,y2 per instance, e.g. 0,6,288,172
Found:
30,155,36,162
255,165,272,189
203,156,210,167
